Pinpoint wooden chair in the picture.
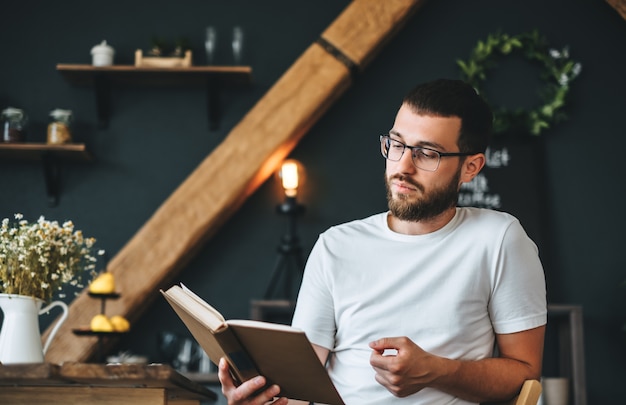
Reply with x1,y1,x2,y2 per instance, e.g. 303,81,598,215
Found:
484,380,542,405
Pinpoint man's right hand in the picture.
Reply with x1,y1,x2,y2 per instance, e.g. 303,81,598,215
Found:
218,358,289,405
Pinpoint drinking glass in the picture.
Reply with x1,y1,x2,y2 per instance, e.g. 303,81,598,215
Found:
232,26,244,65
205,26,217,65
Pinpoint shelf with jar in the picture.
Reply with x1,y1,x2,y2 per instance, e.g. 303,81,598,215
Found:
56,63,253,130
1,107,93,206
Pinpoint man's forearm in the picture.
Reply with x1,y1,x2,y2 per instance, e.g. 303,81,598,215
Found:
433,356,539,403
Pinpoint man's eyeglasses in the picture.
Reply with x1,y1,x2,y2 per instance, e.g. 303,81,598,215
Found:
379,135,475,172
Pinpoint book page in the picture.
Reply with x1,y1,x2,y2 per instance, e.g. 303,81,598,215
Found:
227,319,302,332
162,285,226,331
180,283,226,323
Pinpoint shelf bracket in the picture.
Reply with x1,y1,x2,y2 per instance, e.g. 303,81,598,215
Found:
94,73,111,129
41,153,62,207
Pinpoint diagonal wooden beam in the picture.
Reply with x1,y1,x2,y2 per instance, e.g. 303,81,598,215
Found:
606,0,626,20
44,0,426,364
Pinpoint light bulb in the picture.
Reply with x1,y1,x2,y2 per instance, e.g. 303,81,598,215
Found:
280,160,300,197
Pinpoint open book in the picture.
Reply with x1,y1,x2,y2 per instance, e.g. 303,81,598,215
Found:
161,284,344,405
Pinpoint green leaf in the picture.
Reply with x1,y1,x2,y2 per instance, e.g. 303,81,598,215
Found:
456,30,581,137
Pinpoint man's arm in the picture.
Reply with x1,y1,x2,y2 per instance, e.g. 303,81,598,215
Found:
369,325,545,403
312,343,331,364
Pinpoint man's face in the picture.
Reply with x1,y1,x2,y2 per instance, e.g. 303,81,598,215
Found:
385,104,464,222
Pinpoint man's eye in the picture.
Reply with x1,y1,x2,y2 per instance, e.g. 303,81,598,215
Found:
416,149,438,159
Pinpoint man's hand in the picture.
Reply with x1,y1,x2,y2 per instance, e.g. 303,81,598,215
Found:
369,336,445,398
369,326,545,402
218,358,289,405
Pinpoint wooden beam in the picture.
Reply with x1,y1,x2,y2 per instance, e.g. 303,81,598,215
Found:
606,0,626,20
44,0,425,363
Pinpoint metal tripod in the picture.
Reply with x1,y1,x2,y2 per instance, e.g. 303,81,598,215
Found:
263,196,306,300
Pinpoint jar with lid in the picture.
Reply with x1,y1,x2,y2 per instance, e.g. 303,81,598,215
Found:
1,107,28,143
47,109,73,144
91,40,114,66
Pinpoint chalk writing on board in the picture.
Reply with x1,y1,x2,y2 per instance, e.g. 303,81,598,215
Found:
458,146,510,209
484,146,511,168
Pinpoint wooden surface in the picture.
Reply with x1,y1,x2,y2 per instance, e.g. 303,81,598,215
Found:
322,0,425,68
57,64,252,87
0,387,170,405
513,380,542,405
483,380,542,405
606,0,626,20
0,362,64,385
0,143,92,161
0,362,216,404
44,0,424,364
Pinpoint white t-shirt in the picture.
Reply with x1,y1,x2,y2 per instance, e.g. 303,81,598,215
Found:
292,207,547,405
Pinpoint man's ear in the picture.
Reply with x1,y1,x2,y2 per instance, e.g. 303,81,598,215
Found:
460,153,486,184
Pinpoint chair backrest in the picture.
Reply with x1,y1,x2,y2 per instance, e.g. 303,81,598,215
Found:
483,380,542,405
512,380,542,405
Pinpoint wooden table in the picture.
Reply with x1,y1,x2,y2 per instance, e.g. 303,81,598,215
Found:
0,362,217,405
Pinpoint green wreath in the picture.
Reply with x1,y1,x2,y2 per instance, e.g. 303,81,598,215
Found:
457,31,582,136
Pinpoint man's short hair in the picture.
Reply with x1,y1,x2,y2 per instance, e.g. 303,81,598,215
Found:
402,79,493,154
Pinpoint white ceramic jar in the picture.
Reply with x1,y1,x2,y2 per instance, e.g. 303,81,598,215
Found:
91,40,114,66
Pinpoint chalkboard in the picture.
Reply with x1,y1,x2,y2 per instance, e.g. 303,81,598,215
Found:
458,136,548,254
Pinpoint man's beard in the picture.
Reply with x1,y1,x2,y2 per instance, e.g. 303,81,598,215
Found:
385,169,461,222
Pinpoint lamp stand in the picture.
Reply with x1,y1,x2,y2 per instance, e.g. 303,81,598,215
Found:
263,196,306,300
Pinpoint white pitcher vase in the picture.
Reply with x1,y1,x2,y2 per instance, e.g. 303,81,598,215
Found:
0,293,69,364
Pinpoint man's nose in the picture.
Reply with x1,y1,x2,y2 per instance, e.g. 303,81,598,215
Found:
397,148,417,172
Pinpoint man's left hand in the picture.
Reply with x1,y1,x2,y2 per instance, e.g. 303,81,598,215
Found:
369,336,445,398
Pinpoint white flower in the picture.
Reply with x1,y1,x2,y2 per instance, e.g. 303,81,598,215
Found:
0,214,98,301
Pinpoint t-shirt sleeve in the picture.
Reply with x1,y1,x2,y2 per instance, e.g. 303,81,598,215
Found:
489,219,547,334
291,235,337,350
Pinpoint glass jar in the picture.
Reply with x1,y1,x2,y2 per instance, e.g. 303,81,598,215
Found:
47,109,73,144
1,107,27,143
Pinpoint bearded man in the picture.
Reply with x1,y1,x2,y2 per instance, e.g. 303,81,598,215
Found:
219,79,547,405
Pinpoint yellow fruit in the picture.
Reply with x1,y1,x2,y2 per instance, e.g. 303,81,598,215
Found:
90,314,114,332
110,315,130,332
89,272,115,294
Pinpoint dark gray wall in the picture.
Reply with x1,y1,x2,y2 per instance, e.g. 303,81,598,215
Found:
1,0,625,402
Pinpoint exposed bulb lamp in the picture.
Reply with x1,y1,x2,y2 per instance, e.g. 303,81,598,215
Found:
264,160,306,300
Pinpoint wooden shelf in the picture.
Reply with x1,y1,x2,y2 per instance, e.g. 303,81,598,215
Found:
56,64,253,130
0,142,92,161
57,64,252,86
0,143,93,206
